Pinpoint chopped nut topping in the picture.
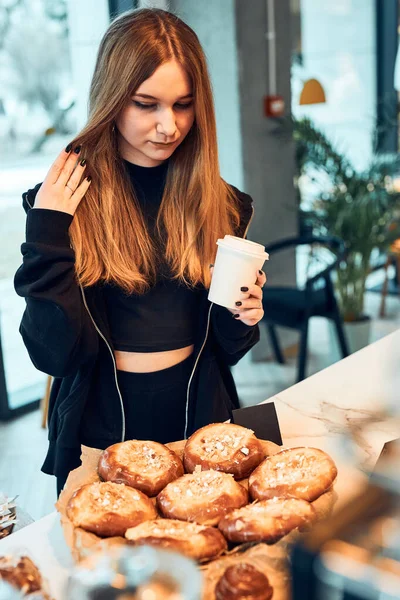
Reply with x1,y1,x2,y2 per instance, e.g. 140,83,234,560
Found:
117,441,171,473
166,471,232,499
199,427,251,460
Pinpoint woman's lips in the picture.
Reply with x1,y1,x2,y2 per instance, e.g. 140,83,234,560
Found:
150,140,176,147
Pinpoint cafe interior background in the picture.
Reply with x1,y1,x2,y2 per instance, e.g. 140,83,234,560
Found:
0,0,400,525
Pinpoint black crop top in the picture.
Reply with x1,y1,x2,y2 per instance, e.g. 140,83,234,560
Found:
103,159,201,352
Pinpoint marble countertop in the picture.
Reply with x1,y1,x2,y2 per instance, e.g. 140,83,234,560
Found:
0,512,73,599
263,328,400,470
1,329,400,599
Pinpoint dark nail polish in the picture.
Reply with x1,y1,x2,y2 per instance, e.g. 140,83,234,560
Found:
233,314,240,319
74,145,81,154
86,176,92,182
241,287,249,292
235,301,242,307
80,159,86,167
259,269,263,275
65,143,72,152
209,263,214,268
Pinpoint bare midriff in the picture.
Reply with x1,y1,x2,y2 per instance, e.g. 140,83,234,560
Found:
114,344,194,373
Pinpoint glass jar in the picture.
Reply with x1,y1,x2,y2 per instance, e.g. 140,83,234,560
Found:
0,581,22,600
66,545,202,600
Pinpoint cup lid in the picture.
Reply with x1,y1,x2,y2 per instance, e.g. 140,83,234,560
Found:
217,235,269,259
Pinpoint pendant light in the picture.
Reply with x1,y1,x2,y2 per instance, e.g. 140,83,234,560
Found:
299,78,326,105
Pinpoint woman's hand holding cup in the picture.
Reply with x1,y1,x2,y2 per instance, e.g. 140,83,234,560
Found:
34,144,92,216
228,269,266,326
210,266,266,326
208,235,269,326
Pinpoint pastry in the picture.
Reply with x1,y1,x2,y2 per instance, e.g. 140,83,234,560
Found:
0,555,46,596
183,423,265,480
125,519,227,561
218,497,316,544
215,563,273,600
157,470,248,526
66,481,157,537
249,446,337,502
98,440,184,497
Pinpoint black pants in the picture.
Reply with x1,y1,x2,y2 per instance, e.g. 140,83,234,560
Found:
117,352,194,443
57,353,194,497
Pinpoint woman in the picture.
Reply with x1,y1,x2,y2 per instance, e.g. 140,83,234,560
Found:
14,8,266,494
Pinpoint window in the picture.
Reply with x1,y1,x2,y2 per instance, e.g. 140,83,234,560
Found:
0,0,77,417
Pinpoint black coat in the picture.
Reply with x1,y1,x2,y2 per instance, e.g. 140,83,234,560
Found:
14,183,260,479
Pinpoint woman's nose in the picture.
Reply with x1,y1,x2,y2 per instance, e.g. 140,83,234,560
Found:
156,109,177,138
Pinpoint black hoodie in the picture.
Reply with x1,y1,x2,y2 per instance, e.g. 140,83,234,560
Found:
14,183,260,480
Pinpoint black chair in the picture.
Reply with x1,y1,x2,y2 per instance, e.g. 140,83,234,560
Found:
261,235,349,382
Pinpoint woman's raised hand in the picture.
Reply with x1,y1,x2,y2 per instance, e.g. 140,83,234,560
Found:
34,144,92,216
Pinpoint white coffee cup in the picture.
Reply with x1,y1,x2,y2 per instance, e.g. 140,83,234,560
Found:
208,235,269,309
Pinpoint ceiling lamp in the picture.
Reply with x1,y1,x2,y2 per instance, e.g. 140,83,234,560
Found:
299,78,326,105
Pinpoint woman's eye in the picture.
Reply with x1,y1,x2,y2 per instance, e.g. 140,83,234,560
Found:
132,100,193,111
175,102,193,110
133,101,156,110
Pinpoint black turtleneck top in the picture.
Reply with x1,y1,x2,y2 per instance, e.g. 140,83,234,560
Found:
103,159,201,353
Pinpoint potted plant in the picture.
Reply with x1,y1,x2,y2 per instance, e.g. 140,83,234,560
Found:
293,117,400,352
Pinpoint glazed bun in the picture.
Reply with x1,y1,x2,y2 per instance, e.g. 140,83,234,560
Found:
157,470,248,526
215,563,273,600
98,440,184,497
249,447,337,502
183,423,265,480
125,519,227,562
218,497,316,544
0,556,47,597
66,481,157,537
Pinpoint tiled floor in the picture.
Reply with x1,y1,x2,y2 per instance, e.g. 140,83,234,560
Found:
0,288,399,522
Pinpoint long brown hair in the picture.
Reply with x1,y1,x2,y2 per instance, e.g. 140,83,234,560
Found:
70,8,240,293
